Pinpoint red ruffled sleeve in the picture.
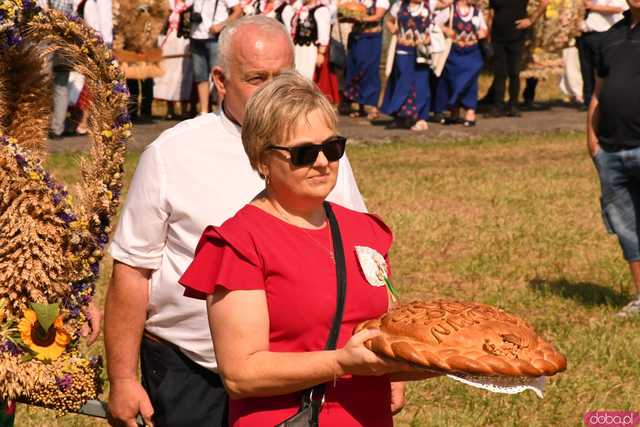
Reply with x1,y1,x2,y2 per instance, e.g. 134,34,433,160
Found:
179,225,265,300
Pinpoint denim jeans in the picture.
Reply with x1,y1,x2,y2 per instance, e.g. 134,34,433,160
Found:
593,145,640,261
191,38,219,83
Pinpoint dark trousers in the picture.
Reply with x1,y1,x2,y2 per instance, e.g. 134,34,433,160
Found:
140,336,228,427
523,78,538,104
127,78,154,118
577,31,607,108
492,39,525,107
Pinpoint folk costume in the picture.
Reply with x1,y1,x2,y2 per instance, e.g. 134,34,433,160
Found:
154,0,193,102
441,3,486,111
342,0,389,108
283,1,340,103
381,0,436,125
241,0,282,17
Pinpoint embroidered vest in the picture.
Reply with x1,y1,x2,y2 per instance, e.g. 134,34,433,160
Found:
292,5,324,46
452,6,480,45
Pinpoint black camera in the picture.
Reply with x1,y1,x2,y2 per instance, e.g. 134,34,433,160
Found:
190,12,203,24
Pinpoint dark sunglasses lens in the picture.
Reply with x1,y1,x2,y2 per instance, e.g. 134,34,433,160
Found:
291,145,321,166
323,138,346,161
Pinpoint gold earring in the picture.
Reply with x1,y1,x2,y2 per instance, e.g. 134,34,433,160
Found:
265,174,270,186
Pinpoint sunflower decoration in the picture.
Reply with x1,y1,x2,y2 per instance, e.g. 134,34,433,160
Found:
18,304,70,361
0,0,130,413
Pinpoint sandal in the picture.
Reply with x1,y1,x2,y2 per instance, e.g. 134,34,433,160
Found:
75,126,89,135
349,110,366,118
366,110,381,121
410,120,429,131
463,120,476,127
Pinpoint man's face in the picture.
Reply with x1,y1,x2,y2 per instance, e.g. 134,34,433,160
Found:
213,29,294,125
628,0,640,11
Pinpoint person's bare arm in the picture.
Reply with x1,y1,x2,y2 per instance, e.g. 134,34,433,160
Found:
587,77,602,158
358,7,387,23
80,301,102,346
209,289,413,399
210,4,242,34
515,0,549,29
485,9,494,39
385,15,398,34
105,261,154,427
585,0,625,14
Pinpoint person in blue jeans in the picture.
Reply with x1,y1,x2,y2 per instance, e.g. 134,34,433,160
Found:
588,3,640,317
189,0,241,114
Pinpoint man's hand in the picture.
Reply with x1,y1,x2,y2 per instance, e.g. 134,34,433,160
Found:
316,52,325,68
80,300,102,346
107,379,154,427
390,381,406,415
515,18,532,29
209,23,224,34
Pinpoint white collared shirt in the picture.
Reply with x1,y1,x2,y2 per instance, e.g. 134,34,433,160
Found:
583,0,628,32
109,110,367,371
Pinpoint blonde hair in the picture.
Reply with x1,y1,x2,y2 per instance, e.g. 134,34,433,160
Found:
241,72,337,177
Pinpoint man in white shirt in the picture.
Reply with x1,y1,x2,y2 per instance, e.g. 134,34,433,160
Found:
189,0,241,115
104,16,369,427
577,0,628,109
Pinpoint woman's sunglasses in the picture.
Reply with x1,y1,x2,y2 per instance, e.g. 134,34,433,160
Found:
267,136,347,167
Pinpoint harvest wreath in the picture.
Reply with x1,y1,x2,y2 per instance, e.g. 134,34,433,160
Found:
0,0,130,411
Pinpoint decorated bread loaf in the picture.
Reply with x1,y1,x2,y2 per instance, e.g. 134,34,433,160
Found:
355,300,567,377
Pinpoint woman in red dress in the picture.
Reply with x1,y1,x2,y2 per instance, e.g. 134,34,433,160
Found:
180,72,436,426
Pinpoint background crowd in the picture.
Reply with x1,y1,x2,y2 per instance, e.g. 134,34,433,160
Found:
42,0,629,137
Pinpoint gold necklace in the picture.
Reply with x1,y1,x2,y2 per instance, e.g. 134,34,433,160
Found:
268,199,335,263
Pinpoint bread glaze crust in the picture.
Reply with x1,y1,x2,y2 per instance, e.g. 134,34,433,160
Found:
354,300,567,377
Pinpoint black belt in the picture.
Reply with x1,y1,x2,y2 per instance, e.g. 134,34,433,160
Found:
600,144,640,152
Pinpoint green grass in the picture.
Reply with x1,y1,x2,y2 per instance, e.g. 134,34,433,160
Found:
16,132,640,426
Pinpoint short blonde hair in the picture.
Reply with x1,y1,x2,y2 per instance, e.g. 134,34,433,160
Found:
241,72,337,177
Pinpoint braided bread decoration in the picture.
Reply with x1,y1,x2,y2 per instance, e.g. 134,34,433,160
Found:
354,300,567,377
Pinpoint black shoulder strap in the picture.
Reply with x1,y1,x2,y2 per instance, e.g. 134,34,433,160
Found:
323,201,347,351
303,202,347,412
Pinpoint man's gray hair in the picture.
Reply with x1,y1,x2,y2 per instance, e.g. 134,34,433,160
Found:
218,16,293,76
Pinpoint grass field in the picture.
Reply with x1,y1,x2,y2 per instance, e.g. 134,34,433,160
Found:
16,131,640,426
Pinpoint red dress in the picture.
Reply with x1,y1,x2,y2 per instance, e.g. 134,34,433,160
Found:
314,49,341,105
180,203,394,427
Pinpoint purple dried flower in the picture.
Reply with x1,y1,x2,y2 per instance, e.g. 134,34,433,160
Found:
23,0,35,11
90,355,104,368
52,192,64,205
44,174,55,189
7,31,22,47
113,83,129,95
90,263,100,275
116,113,131,127
57,211,77,223
14,153,27,168
0,340,23,356
56,374,73,391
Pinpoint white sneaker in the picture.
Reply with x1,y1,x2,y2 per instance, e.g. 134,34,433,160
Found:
616,297,640,318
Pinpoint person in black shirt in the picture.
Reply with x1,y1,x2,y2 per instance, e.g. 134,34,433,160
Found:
588,2,640,317
485,0,548,117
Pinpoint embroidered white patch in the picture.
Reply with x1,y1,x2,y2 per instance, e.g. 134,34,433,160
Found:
446,373,545,399
355,246,388,287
